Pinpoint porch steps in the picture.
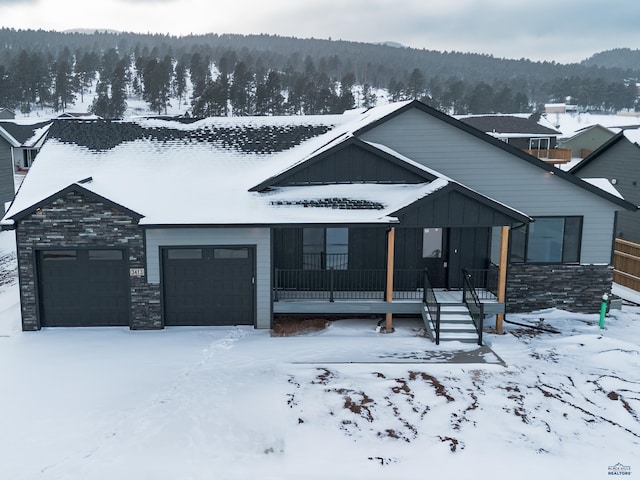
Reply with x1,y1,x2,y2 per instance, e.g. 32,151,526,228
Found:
423,303,480,343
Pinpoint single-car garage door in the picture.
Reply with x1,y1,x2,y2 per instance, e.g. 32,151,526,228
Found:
37,249,130,327
162,246,255,326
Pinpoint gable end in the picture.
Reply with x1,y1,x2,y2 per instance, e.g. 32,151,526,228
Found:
392,183,531,228
6,183,143,225
250,137,435,191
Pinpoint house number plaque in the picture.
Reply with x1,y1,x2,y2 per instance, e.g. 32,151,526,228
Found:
130,268,145,277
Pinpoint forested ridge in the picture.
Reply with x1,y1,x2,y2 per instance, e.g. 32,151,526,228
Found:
1,28,639,118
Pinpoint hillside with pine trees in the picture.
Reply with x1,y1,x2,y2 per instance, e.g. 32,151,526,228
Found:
0,28,638,118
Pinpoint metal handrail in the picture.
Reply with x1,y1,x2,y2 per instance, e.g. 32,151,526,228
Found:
273,268,425,301
461,268,484,345
423,269,441,344
462,266,498,299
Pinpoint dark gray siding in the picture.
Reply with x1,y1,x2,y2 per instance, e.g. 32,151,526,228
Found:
272,143,427,186
145,227,271,328
393,187,524,227
572,140,640,243
0,142,14,216
360,108,620,263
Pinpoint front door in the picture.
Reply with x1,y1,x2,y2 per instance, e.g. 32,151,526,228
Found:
447,227,491,288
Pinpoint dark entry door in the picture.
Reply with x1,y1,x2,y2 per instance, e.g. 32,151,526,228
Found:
37,249,129,327
447,227,490,288
162,246,255,326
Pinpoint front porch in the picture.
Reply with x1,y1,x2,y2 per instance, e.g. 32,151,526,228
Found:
273,267,505,345
273,280,504,316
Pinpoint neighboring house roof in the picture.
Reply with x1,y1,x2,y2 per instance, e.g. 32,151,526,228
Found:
457,114,562,138
57,112,101,119
0,107,15,119
0,120,52,147
2,101,633,228
560,123,616,142
568,132,631,174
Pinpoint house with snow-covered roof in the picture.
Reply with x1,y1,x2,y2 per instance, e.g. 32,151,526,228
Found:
0,107,15,120
458,114,571,165
0,119,52,215
558,124,617,159
1,100,634,344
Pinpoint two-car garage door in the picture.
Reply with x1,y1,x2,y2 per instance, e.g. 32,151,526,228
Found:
162,246,255,326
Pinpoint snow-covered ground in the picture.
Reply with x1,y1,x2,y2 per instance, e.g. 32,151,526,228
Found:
0,229,639,479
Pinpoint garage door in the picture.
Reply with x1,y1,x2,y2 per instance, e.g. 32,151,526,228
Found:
37,249,130,327
162,246,255,326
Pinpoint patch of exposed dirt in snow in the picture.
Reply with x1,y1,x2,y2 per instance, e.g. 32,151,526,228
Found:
284,321,640,461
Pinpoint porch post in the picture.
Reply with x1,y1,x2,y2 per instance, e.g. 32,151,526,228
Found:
496,226,510,334
385,226,395,332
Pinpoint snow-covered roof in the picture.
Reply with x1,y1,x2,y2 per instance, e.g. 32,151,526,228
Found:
0,120,52,147
5,102,465,227
546,111,640,138
457,114,561,137
581,178,625,199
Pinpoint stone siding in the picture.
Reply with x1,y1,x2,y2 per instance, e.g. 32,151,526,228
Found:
16,190,161,330
506,263,612,313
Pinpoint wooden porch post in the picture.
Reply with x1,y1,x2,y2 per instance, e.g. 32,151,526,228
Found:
496,226,510,334
385,226,396,332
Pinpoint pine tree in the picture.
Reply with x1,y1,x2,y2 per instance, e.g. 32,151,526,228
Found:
142,56,172,114
406,68,426,100
230,61,253,115
173,60,187,108
255,70,284,115
75,51,99,103
52,54,76,112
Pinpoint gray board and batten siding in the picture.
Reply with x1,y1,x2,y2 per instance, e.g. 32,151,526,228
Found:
145,227,271,328
570,137,640,244
0,138,14,216
358,107,623,264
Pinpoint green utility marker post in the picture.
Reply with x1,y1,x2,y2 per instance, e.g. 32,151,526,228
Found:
599,293,608,329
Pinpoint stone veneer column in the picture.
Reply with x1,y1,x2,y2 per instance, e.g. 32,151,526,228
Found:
505,263,613,314
16,190,161,330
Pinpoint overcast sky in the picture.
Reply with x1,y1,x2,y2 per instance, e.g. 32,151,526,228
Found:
1,0,639,64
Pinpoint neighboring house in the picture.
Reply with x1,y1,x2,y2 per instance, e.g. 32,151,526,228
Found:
558,124,617,159
545,103,578,114
458,114,570,164
57,112,101,120
1,101,634,341
569,131,640,243
0,120,52,215
0,108,16,120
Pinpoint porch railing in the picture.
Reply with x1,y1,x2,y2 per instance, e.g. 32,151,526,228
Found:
273,268,425,301
461,268,484,345
423,269,441,344
461,265,499,300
